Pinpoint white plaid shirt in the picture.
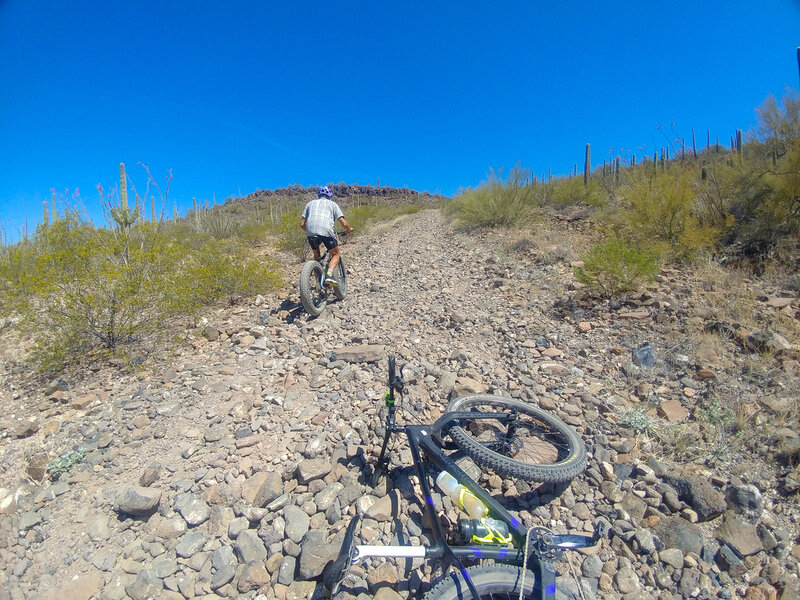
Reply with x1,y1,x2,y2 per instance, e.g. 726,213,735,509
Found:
302,198,344,237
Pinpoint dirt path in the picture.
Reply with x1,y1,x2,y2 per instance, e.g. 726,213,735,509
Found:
0,208,798,600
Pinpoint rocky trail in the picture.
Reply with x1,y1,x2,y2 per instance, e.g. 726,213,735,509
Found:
0,209,798,600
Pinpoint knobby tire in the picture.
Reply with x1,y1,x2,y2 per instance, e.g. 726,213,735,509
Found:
299,260,327,316
425,565,537,600
445,395,587,483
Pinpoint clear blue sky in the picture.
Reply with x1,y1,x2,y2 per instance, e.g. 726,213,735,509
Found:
2,1,799,239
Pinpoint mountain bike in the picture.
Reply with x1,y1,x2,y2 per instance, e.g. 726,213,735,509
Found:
299,231,349,317
324,356,605,600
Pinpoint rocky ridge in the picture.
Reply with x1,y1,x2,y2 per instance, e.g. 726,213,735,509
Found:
0,209,798,600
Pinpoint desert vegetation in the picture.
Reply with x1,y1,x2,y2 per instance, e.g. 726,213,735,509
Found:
0,165,433,374
447,90,800,297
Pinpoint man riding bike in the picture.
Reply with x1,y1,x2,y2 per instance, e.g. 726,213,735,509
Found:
299,186,354,286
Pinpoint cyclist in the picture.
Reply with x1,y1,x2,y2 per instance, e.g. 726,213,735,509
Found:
299,186,353,286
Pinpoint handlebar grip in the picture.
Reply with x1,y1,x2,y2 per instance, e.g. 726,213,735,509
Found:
388,355,396,385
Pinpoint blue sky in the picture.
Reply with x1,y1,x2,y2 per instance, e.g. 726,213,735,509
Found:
1,1,799,240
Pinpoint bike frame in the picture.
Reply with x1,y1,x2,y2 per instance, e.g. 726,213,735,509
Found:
337,357,603,600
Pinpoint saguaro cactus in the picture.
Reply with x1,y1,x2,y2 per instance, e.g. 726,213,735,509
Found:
51,191,58,223
584,143,591,187
43,201,49,227
120,163,128,212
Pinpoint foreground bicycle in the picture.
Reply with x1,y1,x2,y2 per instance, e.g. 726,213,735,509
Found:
324,356,606,600
299,230,349,316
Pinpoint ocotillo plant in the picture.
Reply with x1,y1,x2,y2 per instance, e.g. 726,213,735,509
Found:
51,191,58,223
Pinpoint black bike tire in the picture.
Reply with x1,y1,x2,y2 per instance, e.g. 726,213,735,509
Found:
299,260,326,316
445,395,587,483
425,565,537,600
333,258,347,300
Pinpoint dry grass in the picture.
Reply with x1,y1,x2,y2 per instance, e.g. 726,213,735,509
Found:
506,221,592,266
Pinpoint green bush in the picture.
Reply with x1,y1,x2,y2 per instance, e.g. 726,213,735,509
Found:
547,177,604,207
274,210,309,260
575,237,660,297
446,167,537,230
1,213,282,372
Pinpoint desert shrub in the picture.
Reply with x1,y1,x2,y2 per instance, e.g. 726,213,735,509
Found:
446,167,537,230
274,211,309,260
618,407,654,434
616,169,723,258
575,237,660,297
188,206,239,239
1,212,281,372
173,238,281,314
547,177,604,207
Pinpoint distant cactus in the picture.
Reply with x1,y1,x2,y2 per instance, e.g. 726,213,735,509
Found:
111,162,138,228
43,200,49,227
151,195,156,222
584,143,591,187
51,191,58,223
120,163,128,211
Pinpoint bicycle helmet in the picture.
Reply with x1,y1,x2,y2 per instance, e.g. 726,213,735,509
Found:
318,186,333,198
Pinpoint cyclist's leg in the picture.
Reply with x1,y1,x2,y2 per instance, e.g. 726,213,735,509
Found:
327,245,341,272
307,235,322,260
320,236,340,272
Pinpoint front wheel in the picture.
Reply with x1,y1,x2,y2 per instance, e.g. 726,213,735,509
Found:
299,260,327,316
425,565,537,600
445,395,587,483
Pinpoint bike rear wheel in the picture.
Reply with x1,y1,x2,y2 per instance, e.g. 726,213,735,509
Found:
333,258,347,300
425,565,537,600
299,260,327,316
445,395,586,483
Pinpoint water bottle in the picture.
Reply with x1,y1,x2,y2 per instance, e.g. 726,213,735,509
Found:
458,518,512,544
435,471,488,519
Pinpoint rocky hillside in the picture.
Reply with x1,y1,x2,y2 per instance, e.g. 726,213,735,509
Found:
0,209,798,600
225,184,446,212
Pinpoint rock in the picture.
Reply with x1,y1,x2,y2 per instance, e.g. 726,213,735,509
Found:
664,471,727,522
33,574,104,600
278,555,297,585
284,504,311,543
71,394,97,410
716,512,764,557
333,344,385,363
0,488,17,514
716,544,747,577
659,399,690,422
298,531,338,580
367,561,399,593
364,492,395,522
125,570,164,600
725,484,763,518
614,564,641,594
115,486,162,516
26,451,50,482
659,547,685,569
654,516,704,555
235,530,267,563
173,493,210,526
175,530,207,558
139,462,161,487
581,554,603,578
632,344,657,368
296,459,332,485
238,561,270,592
87,513,111,542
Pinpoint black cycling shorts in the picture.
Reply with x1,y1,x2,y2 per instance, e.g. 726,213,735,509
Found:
307,234,338,251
